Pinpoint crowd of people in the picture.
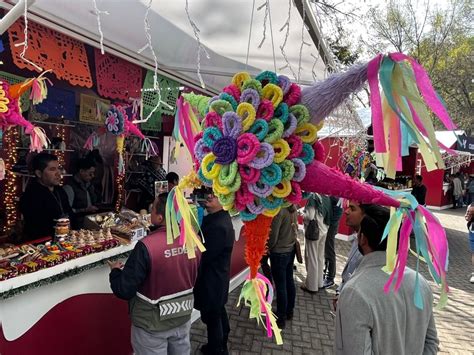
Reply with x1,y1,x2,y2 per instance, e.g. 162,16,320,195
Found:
106,186,450,355
18,152,472,354
447,172,473,208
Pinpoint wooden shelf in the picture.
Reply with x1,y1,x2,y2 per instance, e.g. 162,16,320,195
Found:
12,172,72,177
31,120,76,128
16,147,75,152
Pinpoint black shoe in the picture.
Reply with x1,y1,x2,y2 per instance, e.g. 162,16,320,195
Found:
286,311,294,320
201,344,228,355
276,318,286,329
322,278,335,289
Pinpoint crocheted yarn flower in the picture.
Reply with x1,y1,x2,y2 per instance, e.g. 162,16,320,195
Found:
105,105,125,136
193,71,323,216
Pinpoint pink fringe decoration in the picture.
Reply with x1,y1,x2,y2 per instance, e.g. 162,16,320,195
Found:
300,160,400,208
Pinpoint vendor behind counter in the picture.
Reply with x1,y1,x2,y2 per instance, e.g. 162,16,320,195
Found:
63,158,100,229
19,153,72,242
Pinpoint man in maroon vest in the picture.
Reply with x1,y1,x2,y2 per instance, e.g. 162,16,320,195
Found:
109,192,200,354
193,188,235,355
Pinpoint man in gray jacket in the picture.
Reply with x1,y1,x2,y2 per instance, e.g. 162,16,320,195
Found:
335,206,439,355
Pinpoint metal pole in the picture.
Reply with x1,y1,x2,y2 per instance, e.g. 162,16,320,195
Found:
0,0,36,35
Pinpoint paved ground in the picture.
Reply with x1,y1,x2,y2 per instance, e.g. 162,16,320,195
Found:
190,208,474,354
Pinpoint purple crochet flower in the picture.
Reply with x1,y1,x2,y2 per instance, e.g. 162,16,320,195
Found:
282,113,298,138
291,158,307,182
247,199,265,214
248,142,274,169
248,181,273,198
240,88,261,110
194,138,212,163
212,136,238,165
222,112,242,139
278,75,292,95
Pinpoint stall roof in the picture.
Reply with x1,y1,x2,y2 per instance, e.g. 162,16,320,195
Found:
2,0,331,93
435,130,464,149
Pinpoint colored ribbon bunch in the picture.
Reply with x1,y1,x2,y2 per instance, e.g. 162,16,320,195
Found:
367,53,457,178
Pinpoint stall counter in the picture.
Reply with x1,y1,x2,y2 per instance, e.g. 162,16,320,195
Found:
0,218,247,355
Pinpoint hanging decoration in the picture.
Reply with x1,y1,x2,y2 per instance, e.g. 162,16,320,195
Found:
0,158,5,180
184,0,210,88
437,150,472,171
14,0,43,72
83,131,101,151
0,71,30,112
278,0,297,80
8,19,93,87
0,81,49,152
2,127,19,232
8,69,52,105
94,48,143,100
134,0,171,124
168,53,455,343
141,71,180,131
172,95,201,160
53,124,67,176
92,0,109,55
105,105,126,136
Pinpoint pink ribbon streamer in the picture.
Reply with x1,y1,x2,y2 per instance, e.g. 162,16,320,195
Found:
367,54,386,153
177,97,197,162
247,272,275,338
83,134,95,150
389,53,456,131
383,213,413,294
418,206,448,277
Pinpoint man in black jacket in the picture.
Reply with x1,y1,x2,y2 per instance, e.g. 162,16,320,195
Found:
63,158,99,229
193,188,235,355
20,153,72,241
411,175,427,206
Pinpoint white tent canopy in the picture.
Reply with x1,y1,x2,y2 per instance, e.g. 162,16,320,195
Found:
2,0,331,93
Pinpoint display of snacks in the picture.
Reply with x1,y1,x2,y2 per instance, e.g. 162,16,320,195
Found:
55,218,70,237
67,228,118,248
0,228,124,282
0,267,18,281
85,209,151,232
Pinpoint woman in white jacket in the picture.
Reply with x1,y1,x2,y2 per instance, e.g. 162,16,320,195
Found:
301,193,331,293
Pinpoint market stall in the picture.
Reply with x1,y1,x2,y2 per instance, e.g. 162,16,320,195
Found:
420,131,473,209
0,0,461,351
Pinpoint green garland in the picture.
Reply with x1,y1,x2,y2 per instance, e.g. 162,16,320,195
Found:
0,251,131,300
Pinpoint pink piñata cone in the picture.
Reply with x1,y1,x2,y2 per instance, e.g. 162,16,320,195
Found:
300,160,400,208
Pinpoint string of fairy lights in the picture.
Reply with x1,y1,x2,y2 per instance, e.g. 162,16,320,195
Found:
115,154,126,213
3,128,19,232
53,125,66,182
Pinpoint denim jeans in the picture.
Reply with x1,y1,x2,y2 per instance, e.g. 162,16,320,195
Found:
270,250,296,320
